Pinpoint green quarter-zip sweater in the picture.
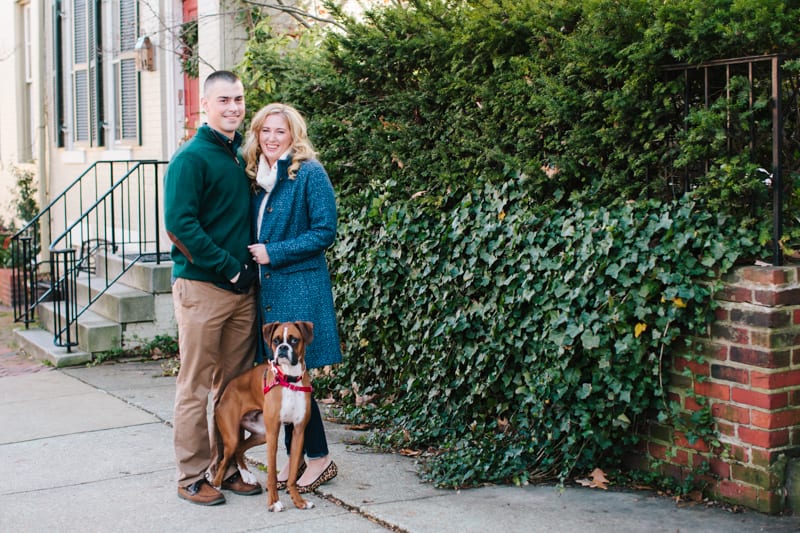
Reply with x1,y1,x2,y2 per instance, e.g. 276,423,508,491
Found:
163,124,252,285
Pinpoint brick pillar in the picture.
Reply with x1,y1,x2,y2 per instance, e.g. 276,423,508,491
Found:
633,265,800,514
0,268,17,306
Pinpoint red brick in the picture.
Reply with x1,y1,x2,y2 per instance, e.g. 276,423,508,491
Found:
749,408,800,429
750,369,800,389
710,323,750,344
674,356,709,376
716,420,736,437
730,308,791,328
717,479,760,501
794,308,800,325
718,286,753,303
729,346,790,369
741,267,788,285
683,395,703,412
751,448,775,468
648,441,668,461
738,426,790,448
708,457,732,479
674,432,710,452
732,388,788,409
670,448,690,466
716,307,730,321
754,287,800,306
711,402,750,424
710,364,749,384
694,381,730,401
707,342,730,361
731,463,780,489
728,444,750,463
756,489,787,514
752,329,800,350
714,481,784,513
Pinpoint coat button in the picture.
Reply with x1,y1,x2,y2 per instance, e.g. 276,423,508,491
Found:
264,273,270,279
266,306,272,312
267,207,273,213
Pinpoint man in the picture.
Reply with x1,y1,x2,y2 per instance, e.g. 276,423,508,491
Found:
164,70,260,506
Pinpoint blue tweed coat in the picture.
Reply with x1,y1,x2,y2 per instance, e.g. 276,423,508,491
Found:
252,158,342,369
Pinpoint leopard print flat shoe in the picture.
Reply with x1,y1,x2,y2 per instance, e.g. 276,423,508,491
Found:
297,460,338,494
276,461,307,490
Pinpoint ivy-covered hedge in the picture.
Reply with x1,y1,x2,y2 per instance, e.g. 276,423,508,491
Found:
235,0,795,486
329,182,757,486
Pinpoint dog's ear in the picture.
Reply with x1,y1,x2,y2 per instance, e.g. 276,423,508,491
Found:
295,321,314,345
262,322,281,343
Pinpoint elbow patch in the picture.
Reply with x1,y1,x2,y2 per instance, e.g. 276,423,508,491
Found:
167,231,194,263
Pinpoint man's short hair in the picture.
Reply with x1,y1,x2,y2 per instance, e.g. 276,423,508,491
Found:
204,70,241,94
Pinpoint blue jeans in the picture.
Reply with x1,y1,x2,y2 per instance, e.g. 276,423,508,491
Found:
284,397,328,459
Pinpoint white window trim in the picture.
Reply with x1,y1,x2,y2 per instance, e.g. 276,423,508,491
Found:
60,0,141,154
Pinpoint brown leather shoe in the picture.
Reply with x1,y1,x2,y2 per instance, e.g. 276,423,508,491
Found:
178,479,226,506
221,471,263,496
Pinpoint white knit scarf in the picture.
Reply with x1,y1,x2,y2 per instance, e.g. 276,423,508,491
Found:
256,153,278,193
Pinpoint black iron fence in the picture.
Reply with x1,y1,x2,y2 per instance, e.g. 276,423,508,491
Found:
10,160,168,350
662,54,794,265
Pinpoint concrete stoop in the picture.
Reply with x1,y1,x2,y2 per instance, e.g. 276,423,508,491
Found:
14,254,175,367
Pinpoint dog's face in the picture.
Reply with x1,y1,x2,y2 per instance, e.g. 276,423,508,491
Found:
263,321,314,368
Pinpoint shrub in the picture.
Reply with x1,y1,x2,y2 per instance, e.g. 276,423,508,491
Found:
236,0,794,486
322,182,757,486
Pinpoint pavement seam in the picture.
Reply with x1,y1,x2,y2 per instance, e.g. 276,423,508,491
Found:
313,492,408,532
1,466,175,497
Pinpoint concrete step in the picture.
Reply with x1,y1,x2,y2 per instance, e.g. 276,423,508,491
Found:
37,301,122,354
16,251,176,366
75,273,154,323
95,251,173,294
14,327,92,367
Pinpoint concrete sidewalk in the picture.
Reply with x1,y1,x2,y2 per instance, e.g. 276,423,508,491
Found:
1,355,799,533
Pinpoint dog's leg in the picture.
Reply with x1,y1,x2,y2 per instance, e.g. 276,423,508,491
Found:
286,423,314,509
211,404,239,487
236,411,266,485
264,407,284,512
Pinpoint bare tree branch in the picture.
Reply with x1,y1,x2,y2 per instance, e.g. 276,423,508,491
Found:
239,0,347,31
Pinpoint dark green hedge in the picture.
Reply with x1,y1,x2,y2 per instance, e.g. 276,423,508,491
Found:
236,0,794,485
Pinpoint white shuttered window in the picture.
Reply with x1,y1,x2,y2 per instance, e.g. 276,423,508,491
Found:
62,0,140,148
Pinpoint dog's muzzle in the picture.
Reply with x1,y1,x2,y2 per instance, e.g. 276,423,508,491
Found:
275,342,298,365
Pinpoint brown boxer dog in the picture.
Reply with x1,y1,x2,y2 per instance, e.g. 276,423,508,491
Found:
212,321,315,512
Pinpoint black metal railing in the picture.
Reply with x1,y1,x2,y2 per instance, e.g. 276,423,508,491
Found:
10,160,168,350
662,54,790,265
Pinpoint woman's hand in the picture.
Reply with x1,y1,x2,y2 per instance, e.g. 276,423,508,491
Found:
248,243,270,265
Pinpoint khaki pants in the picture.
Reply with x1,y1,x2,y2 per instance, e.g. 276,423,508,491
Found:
172,278,256,486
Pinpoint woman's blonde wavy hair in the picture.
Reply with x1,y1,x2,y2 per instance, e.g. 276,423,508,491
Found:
242,103,317,183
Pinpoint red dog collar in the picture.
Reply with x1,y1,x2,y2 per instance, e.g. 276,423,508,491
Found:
263,362,313,394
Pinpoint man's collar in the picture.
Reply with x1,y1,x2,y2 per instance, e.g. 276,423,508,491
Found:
204,124,243,148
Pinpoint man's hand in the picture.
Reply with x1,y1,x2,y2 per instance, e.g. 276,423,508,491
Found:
231,262,257,294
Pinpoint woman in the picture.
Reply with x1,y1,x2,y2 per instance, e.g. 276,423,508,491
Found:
243,103,341,492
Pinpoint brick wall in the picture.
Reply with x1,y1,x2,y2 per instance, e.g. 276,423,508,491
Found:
630,265,800,514
0,267,17,306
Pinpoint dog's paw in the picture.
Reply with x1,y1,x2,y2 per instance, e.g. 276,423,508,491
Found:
269,501,285,513
302,500,315,510
239,467,258,485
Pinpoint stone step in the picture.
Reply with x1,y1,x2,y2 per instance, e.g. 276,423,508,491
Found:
37,301,122,354
75,273,154,323
16,251,176,366
14,327,92,367
95,251,173,293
